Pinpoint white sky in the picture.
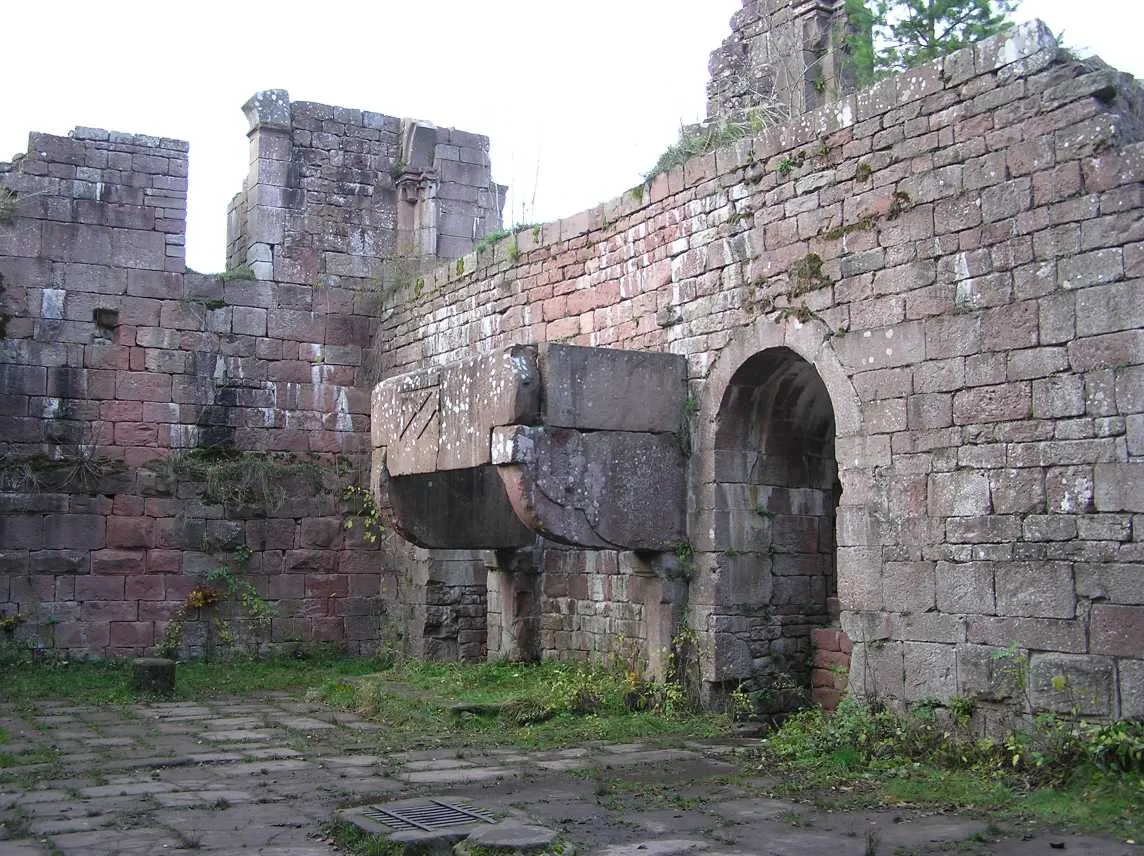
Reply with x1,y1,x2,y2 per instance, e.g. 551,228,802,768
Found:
3,0,1141,273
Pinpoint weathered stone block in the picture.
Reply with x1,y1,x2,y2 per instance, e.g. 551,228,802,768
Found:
538,344,687,432
1090,604,1144,656
1029,653,1114,716
386,466,533,550
935,562,995,615
495,426,685,551
928,471,991,517
881,562,935,613
903,641,957,700
1119,660,1144,718
1093,463,1144,512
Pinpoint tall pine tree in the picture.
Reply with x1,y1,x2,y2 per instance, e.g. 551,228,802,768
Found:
846,0,1019,80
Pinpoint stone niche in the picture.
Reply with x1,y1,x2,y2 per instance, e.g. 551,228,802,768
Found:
372,344,688,551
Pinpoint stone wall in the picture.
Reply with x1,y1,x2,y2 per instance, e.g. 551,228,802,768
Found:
707,0,857,121
226,91,506,282
374,24,1144,719
0,96,503,659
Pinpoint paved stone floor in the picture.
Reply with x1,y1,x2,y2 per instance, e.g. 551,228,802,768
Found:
0,694,1135,855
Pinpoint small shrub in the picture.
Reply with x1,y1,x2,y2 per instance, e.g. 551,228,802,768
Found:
0,187,17,223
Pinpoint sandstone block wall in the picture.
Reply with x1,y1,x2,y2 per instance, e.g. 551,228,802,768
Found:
226,91,505,284
0,97,503,659
374,23,1144,719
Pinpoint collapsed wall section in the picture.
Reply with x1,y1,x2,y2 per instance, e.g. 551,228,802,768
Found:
375,23,1144,720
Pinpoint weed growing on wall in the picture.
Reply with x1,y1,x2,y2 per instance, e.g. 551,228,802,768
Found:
646,109,780,181
159,546,278,659
0,452,124,495
472,222,541,256
155,448,326,512
0,187,17,224
341,483,385,544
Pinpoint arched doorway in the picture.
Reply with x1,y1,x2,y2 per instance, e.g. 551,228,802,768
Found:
710,346,840,711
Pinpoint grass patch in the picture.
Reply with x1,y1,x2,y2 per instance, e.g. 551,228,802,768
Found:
321,817,402,856
751,699,1144,840
150,447,327,512
0,652,381,706
310,659,731,752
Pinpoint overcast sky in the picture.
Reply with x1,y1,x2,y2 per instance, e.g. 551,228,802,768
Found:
3,0,1140,273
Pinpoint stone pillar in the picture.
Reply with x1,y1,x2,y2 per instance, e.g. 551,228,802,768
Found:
795,0,858,112
229,89,294,278
622,552,689,683
487,545,542,663
395,120,440,259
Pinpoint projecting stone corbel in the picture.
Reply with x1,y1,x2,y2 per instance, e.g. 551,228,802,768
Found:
372,344,688,551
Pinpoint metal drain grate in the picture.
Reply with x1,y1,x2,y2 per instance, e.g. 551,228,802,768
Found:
357,799,497,832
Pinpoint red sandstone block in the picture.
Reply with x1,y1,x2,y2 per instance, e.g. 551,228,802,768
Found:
91,549,147,576
146,550,182,573
85,344,131,370
813,668,836,689
126,575,165,601
107,517,154,549
833,671,850,691
812,686,844,712
53,621,110,649
113,495,145,516
814,649,851,670
810,627,840,651
124,447,162,469
44,514,106,550
100,400,144,422
140,603,183,623
546,317,579,340
80,600,137,622
838,631,853,655
115,371,171,402
344,615,379,641
162,574,197,602
113,422,159,447
310,617,346,642
10,574,54,604
109,621,154,648
306,574,349,599
74,575,126,601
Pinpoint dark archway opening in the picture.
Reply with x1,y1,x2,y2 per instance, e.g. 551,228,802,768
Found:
712,347,840,712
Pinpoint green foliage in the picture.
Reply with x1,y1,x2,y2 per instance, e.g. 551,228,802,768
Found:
473,223,540,257
0,187,17,224
474,228,511,254
159,546,278,659
0,653,380,705
756,698,1144,838
848,0,1017,79
777,152,805,177
789,253,832,296
341,483,385,544
646,108,780,180
320,819,404,856
217,265,256,282
155,448,326,512
0,452,124,494
311,658,729,751
183,296,226,311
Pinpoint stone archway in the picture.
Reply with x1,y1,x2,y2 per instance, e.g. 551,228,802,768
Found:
711,347,839,709
690,318,869,711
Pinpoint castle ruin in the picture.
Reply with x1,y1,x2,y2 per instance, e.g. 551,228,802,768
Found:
2,0,1141,725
